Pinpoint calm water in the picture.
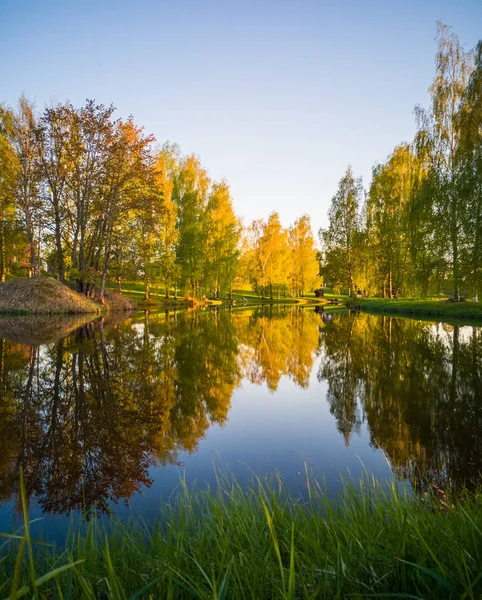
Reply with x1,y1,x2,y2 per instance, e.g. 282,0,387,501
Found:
0,307,481,539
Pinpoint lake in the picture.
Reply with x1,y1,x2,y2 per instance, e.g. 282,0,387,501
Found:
0,306,481,540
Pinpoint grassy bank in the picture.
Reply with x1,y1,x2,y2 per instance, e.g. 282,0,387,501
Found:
0,278,136,315
0,278,101,315
351,297,482,321
3,473,482,599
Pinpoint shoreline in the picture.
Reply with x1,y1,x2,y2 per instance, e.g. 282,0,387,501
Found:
348,298,482,323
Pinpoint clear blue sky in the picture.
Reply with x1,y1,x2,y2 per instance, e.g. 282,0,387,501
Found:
1,0,481,236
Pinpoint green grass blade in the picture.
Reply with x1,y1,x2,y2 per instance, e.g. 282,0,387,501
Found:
261,498,285,593
397,559,456,594
6,560,85,600
19,469,37,598
9,538,25,600
288,522,295,600
127,576,162,600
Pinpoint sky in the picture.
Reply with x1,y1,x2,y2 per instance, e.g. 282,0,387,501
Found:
1,0,481,237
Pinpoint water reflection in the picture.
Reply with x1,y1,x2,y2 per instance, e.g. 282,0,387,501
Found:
0,308,322,515
0,308,481,518
320,313,482,492
236,306,321,390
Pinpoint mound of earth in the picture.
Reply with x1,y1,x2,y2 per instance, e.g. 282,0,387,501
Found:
0,277,100,314
97,289,136,312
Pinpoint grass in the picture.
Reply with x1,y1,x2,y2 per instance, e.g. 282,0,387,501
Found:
352,297,482,321
230,283,349,307
107,281,221,309
98,289,136,312
107,281,343,309
3,470,482,599
0,278,137,316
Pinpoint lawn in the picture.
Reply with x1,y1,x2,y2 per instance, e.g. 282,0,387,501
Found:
104,280,350,310
353,297,482,321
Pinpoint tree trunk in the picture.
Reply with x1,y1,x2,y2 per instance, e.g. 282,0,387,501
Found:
0,215,5,283
453,234,459,299
144,269,150,301
450,184,460,299
54,195,65,283
99,244,111,303
29,239,37,277
0,338,4,387
25,212,38,277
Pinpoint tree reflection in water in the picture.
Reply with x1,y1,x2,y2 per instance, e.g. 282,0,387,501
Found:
0,310,240,515
0,308,481,516
0,307,321,515
319,312,482,493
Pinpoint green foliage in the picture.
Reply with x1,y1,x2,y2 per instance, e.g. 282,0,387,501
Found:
322,24,482,301
320,166,364,295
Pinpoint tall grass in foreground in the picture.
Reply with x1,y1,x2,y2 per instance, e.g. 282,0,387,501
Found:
1,470,482,599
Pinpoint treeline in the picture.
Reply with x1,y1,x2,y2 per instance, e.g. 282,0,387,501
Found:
0,100,320,300
0,99,241,300
321,23,482,300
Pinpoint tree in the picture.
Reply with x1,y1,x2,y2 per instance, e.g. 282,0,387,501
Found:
288,215,319,296
173,155,210,297
65,101,118,294
320,166,363,295
367,145,419,297
251,213,291,299
36,102,73,283
155,146,178,299
457,41,482,301
204,181,241,298
0,106,19,282
9,97,42,277
419,22,473,297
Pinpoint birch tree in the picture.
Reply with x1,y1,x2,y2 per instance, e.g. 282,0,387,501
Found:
320,166,363,295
